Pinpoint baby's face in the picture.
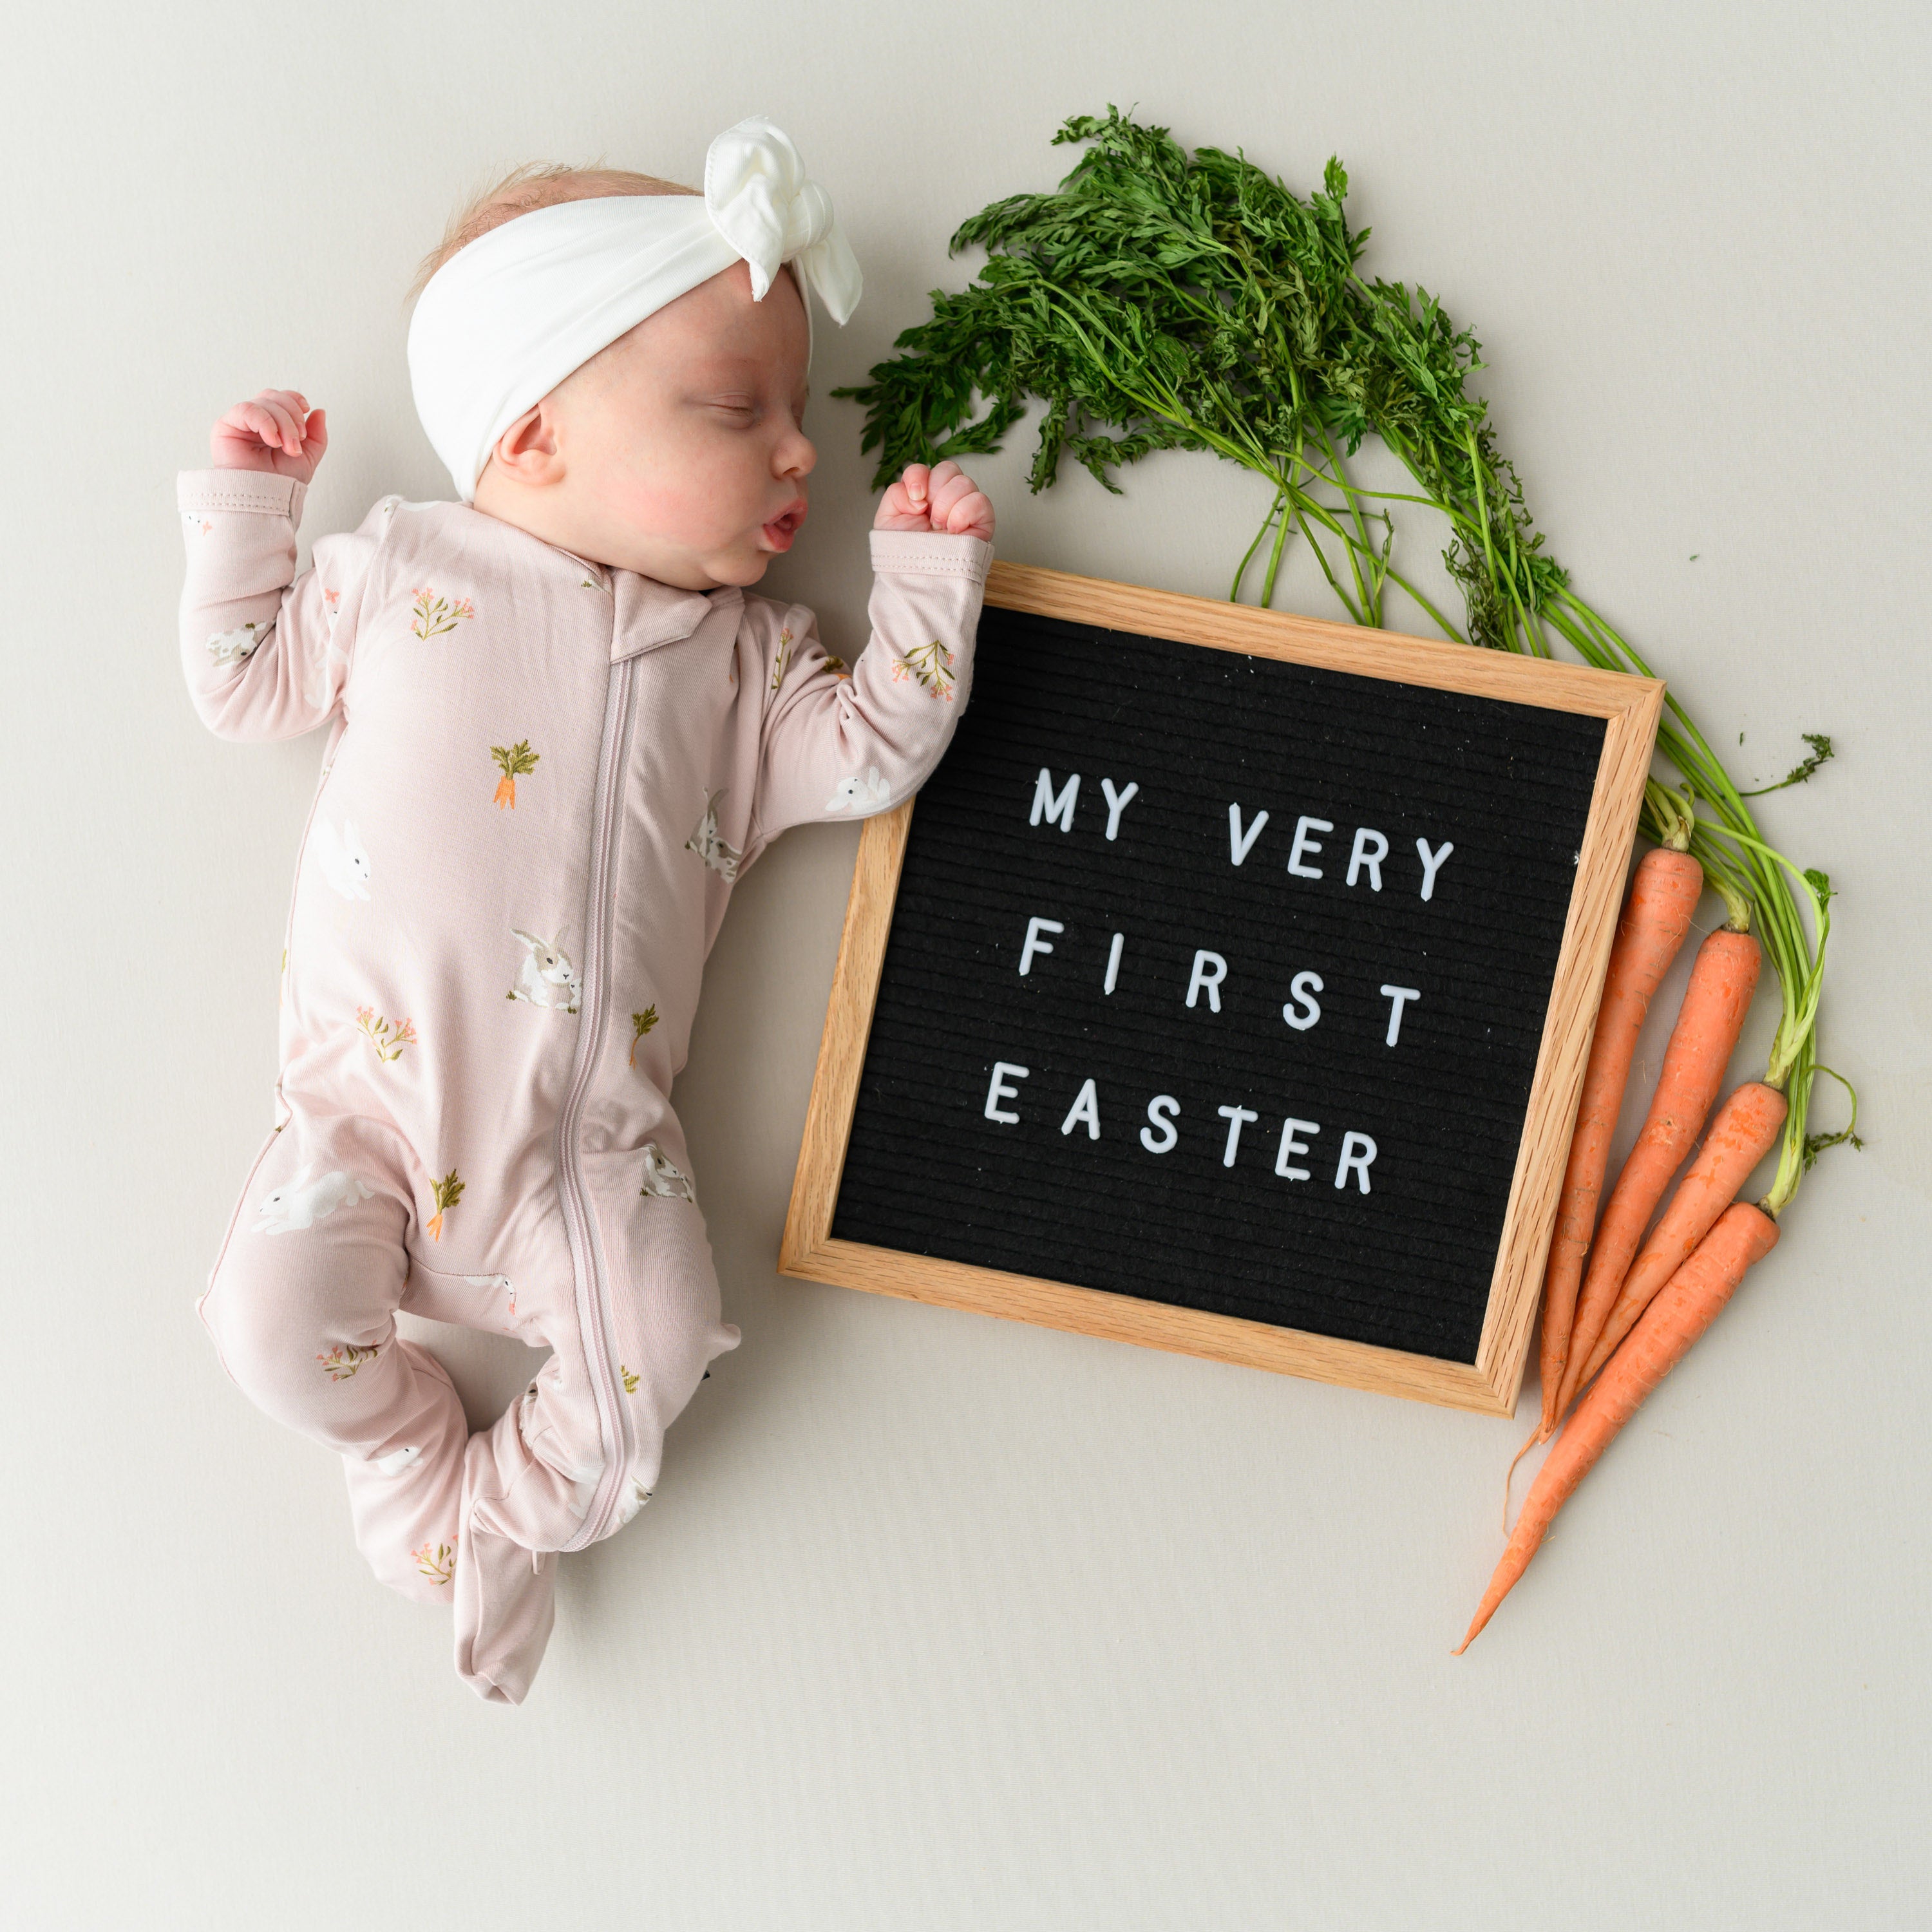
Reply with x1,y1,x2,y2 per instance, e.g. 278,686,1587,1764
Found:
486,259,815,590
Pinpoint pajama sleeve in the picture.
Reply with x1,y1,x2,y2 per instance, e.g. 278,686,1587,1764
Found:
748,529,992,844
176,469,387,742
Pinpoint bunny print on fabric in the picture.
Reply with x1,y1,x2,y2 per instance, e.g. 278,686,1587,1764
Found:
824,766,892,814
254,1164,377,1235
310,817,373,901
507,930,582,1012
684,790,743,882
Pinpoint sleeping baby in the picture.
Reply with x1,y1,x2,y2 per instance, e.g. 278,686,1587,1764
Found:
179,119,994,1703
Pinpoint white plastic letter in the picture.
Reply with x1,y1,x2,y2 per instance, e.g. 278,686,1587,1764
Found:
1103,931,1124,996
1061,1077,1102,1141
1018,916,1064,976
1217,1104,1259,1168
1287,815,1333,880
985,1063,1029,1125
1282,970,1324,1032
1379,984,1421,1046
1100,778,1140,841
1274,1117,1321,1181
1030,768,1080,831
1228,802,1270,866
1347,827,1389,891
1140,1094,1180,1155
1336,1132,1378,1193
1186,950,1229,1012
1416,837,1454,902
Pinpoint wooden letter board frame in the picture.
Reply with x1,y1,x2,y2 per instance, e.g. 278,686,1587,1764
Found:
779,562,1663,1415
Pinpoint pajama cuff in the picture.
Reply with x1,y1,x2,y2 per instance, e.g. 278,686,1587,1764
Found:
868,529,992,583
178,469,308,526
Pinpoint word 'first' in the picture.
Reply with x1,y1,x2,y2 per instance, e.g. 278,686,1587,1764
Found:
1020,921,1423,1048
982,1065,1379,1194
1030,769,1455,900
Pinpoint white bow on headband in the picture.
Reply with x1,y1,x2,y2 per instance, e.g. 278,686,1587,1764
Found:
408,117,862,501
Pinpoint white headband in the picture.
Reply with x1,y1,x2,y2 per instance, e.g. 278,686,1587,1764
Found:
408,117,862,502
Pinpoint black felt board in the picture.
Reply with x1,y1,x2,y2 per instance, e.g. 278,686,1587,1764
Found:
829,607,1607,1363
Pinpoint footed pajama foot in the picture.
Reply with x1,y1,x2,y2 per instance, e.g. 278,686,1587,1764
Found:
453,1519,557,1704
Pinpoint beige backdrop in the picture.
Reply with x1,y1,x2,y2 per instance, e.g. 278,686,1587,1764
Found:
5,2,1928,1926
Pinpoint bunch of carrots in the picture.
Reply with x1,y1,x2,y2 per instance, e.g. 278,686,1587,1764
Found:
1456,828,1806,1650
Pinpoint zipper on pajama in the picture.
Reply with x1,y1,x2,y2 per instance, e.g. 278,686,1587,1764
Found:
555,654,638,1553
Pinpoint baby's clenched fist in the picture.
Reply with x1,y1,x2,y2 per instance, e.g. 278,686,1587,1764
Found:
874,459,994,542
211,389,329,483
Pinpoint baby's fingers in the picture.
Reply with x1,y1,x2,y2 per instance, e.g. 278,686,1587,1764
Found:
256,389,314,453
232,396,303,454
873,479,925,531
896,456,935,510
942,490,995,540
927,465,988,523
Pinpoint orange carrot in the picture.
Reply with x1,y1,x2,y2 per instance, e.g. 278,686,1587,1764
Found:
1533,845,1702,1440
1457,1201,1780,1651
1573,1080,1786,1392
1554,923,1761,1420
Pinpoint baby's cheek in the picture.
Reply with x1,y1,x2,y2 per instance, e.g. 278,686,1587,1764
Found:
640,450,765,545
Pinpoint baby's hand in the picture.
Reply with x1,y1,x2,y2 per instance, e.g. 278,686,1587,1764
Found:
211,389,328,482
875,460,994,542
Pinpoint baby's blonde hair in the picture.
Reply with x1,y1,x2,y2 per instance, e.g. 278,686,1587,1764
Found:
411,163,699,298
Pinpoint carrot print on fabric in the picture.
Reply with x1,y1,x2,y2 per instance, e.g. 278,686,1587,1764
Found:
426,1170,464,1242
409,588,475,640
620,1365,640,1394
490,739,540,808
629,1007,658,1066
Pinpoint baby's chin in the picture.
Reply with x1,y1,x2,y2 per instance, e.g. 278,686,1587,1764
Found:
595,529,779,592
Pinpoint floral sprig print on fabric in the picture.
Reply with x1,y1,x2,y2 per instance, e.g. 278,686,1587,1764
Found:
620,1365,640,1394
409,588,475,640
629,1007,659,1066
413,1541,456,1586
355,1007,417,1063
491,739,540,809
427,1170,464,1242
770,626,794,692
893,638,955,700
317,1343,379,1382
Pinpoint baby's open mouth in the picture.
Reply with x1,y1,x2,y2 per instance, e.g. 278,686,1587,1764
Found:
762,502,807,550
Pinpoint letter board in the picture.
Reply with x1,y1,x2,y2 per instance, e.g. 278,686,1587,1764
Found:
781,562,1663,1412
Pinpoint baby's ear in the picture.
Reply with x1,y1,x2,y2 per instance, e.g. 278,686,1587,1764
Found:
489,402,564,486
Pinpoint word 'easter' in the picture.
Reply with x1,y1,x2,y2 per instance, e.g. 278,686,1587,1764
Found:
1030,768,1455,899
982,1065,1379,1193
